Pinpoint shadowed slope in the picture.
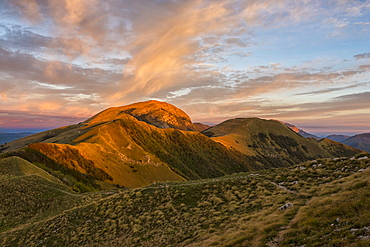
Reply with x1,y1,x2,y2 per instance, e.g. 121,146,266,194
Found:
343,133,370,152
0,156,60,183
0,156,87,232
325,134,350,143
318,138,362,157
203,118,361,167
0,111,257,188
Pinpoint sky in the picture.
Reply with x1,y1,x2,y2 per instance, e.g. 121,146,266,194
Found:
0,0,369,136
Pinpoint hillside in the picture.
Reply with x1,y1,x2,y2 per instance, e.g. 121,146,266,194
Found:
325,133,370,153
193,122,210,132
0,154,369,246
0,156,89,232
0,156,60,183
326,134,350,143
86,100,197,131
0,102,361,190
0,105,258,188
202,118,360,167
343,133,370,152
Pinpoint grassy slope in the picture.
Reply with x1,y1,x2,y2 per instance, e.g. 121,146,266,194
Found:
203,118,360,167
0,147,107,192
0,156,60,183
1,113,360,190
84,100,196,131
0,124,86,153
1,114,261,188
1,153,369,246
0,156,88,232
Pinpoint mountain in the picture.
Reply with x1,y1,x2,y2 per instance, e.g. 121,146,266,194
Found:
0,101,361,190
87,100,197,131
0,100,368,246
325,134,350,143
1,153,369,246
0,101,261,189
202,118,360,166
0,132,34,145
281,121,320,139
325,133,370,153
342,133,370,152
0,156,89,232
193,122,210,132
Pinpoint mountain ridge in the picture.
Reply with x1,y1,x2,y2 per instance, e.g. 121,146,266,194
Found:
86,100,196,131
278,121,320,139
0,100,362,189
326,133,370,152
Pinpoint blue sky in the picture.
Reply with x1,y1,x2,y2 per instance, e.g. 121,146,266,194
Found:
0,0,369,136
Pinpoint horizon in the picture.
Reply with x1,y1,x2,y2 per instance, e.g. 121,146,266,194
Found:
0,111,368,137
0,1,369,135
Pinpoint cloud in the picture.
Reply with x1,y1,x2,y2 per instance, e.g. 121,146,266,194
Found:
1,0,370,134
255,91,370,120
0,46,121,117
8,0,339,103
294,82,369,96
354,53,370,59
0,109,87,130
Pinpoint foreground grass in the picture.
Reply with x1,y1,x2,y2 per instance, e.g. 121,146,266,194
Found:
0,153,369,246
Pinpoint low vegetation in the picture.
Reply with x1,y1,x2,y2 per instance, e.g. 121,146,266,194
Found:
203,118,360,168
0,148,103,192
0,101,367,246
0,153,368,246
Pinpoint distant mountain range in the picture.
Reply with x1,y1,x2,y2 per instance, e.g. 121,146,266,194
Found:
326,133,370,152
281,122,370,153
0,100,361,190
0,132,34,145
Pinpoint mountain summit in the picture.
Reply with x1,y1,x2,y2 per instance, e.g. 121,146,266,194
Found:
86,100,196,131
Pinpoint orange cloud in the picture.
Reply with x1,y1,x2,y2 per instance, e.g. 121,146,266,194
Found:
111,1,234,101
0,93,7,101
12,0,42,23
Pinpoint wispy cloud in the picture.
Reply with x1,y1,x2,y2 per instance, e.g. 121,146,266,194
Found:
294,82,369,96
354,53,370,59
0,0,369,133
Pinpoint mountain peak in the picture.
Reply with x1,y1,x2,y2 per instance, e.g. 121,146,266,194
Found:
86,100,196,131
276,120,320,139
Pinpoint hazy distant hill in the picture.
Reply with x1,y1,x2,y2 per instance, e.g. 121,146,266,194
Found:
0,132,33,145
326,133,370,152
0,101,361,190
325,134,350,143
343,133,370,152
